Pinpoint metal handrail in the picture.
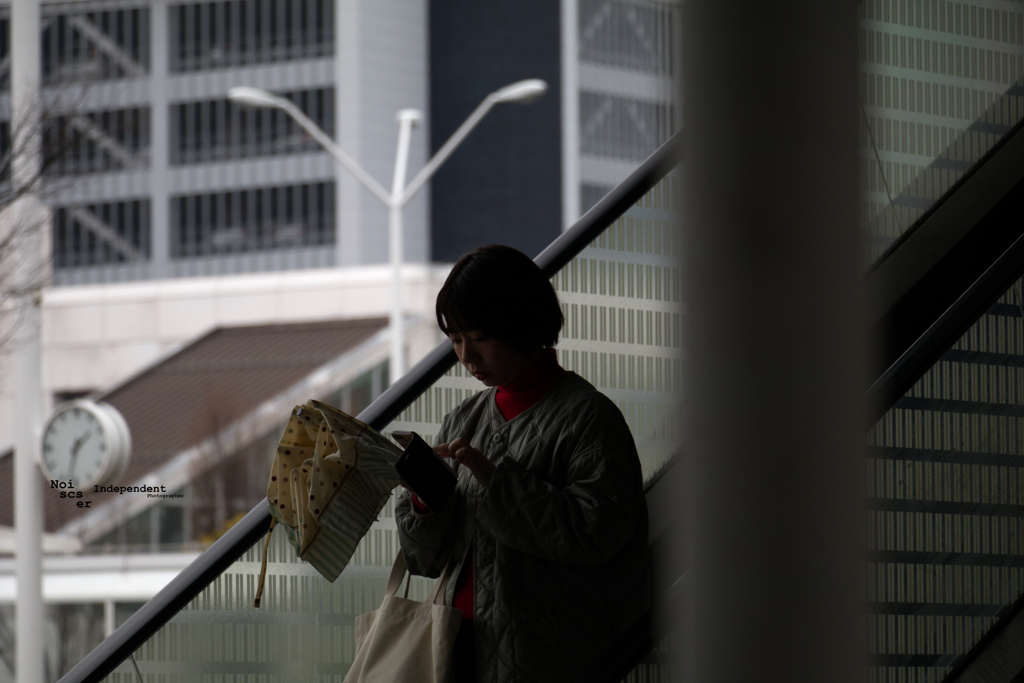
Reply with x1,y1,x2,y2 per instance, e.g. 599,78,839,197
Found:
866,116,1024,419
57,130,685,683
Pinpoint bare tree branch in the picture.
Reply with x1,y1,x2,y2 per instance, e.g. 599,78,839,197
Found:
0,84,145,355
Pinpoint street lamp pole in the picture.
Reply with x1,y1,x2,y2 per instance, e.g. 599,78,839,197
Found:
11,0,46,680
229,79,547,384
388,109,421,381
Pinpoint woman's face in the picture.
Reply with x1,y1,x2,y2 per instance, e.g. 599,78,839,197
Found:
449,330,535,387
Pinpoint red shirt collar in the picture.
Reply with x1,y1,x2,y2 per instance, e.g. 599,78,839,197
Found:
495,349,567,420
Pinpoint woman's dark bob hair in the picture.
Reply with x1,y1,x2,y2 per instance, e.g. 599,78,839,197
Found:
436,245,563,354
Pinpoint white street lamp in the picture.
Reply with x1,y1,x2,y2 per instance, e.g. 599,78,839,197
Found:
229,79,547,384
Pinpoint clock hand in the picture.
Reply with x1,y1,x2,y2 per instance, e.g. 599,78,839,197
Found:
69,431,91,457
68,431,90,481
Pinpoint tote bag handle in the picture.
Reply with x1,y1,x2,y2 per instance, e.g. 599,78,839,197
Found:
386,549,459,606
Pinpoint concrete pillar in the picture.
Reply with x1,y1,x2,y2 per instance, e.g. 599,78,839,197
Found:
681,1,865,681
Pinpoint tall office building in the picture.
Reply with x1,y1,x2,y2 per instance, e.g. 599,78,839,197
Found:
428,0,681,261
29,0,429,285
14,0,683,284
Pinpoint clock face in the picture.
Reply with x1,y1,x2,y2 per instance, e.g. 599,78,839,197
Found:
42,405,110,487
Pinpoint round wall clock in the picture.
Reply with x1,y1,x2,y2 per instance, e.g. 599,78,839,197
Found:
41,400,131,489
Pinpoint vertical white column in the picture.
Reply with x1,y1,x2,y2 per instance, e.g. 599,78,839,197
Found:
560,0,580,230
103,600,116,638
10,0,45,680
388,111,418,383
388,204,404,381
681,2,864,683
149,0,170,278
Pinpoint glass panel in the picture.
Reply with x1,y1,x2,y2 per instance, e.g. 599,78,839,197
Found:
53,200,152,271
115,603,146,630
44,107,152,176
170,182,336,258
100,496,436,682
46,603,106,682
169,89,334,165
100,168,684,681
167,0,334,73
575,0,681,214
860,0,1024,263
41,8,151,84
867,276,1024,681
622,623,684,683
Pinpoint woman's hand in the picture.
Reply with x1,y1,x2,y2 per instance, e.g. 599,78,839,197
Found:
436,437,495,490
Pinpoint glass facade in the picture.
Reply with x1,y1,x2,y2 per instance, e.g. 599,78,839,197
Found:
868,278,1024,680
20,0,344,285
170,182,336,258
575,0,680,214
95,170,684,682
168,0,334,72
860,0,1024,262
43,107,151,176
52,200,152,269
579,92,675,162
169,88,334,165
578,0,676,73
41,6,150,84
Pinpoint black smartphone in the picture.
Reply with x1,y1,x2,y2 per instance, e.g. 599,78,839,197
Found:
392,431,457,512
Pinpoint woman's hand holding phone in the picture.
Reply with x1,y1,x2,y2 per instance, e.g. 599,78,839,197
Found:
436,437,495,490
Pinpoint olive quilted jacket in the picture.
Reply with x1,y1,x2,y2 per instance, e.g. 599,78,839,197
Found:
395,373,650,683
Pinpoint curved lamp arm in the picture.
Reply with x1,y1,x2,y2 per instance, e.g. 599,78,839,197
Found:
278,98,393,205
229,80,546,210
229,87,393,206
399,95,497,206
400,79,547,207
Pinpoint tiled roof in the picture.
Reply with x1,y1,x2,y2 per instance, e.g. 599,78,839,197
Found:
0,318,387,533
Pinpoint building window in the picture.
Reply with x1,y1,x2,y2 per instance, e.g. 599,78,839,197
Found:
170,88,334,165
169,0,335,73
44,107,151,176
171,181,335,258
580,92,675,161
579,0,675,75
41,8,151,84
53,199,152,269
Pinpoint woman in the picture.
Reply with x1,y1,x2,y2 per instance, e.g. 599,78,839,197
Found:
396,245,649,683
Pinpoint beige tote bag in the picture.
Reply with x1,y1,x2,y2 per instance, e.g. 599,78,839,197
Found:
344,550,462,683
